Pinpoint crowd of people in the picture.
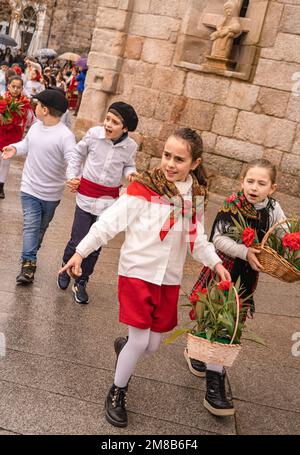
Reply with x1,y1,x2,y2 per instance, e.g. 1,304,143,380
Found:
0,45,289,430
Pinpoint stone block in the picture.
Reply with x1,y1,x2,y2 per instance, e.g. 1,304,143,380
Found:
254,88,290,118
281,5,300,35
148,0,187,18
235,112,296,152
254,59,300,91
170,96,188,123
202,153,243,179
141,39,175,66
142,136,164,158
286,95,300,122
215,136,263,162
137,116,162,137
130,13,180,39
261,33,300,65
125,36,144,59
153,93,175,121
96,7,130,31
158,122,179,142
262,149,283,167
226,81,259,111
209,174,240,197
259,2,284,47
180,99,215,131
277,171,300,197
129,86,159,117
98,0,119,6
152,67,185,95
88,52,123,71
133,62,156,87
132,0,151,13
185,73,230,104
201,132,217,155
281,154,300,176
135,151,151,171
292,125,300,155
212,106,238,137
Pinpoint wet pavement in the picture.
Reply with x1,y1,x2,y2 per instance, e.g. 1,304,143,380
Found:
0,157,299,435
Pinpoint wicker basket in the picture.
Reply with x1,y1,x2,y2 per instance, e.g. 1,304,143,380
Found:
186,286,241,367
258,219,300,283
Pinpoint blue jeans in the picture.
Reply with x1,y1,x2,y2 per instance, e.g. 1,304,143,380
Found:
21,192,60,262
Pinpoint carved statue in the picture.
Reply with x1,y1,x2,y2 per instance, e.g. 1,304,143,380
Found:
209,0,242,60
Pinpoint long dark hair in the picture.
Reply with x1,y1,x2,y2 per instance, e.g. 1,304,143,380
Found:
173,127,208,187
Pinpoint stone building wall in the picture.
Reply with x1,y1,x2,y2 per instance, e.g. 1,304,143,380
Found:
75,0,300,201
48,0,98,54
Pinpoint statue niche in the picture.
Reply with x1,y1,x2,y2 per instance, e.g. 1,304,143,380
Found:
204,0,245,71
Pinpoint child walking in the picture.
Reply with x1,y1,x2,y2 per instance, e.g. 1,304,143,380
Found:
57,101,139,304
59,128,231,427
187,158,286,417
0,75,34,199
1,89,76,284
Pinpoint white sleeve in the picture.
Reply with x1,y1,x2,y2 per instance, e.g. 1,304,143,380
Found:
66,129,91,179
213,227,249,261
76,194,143,258
191,219,223,270
123,144,137,177
11,133,29,156
272,201,286,224
62,132,76,164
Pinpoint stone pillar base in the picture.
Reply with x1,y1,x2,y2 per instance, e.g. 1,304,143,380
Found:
204,55,237,71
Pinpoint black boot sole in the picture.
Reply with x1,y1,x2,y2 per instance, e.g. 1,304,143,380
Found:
104,402,128,428
203,398,235,416
184,348,206,378
16,276,34,285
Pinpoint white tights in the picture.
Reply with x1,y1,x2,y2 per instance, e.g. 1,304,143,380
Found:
114,326,162,388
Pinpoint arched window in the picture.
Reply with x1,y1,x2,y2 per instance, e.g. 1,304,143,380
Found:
0,0,12,36
19,6,37,52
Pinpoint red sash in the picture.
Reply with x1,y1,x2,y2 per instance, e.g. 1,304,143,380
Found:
78,177,121,199
126,182,197,252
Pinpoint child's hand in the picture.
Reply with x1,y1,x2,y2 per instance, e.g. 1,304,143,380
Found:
67,177,81,193
214,262,231,282
126,172,138,183
59,252,83,278
2,146,17,160
246,247,262,272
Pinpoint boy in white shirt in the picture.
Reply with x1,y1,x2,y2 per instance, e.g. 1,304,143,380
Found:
57,102,138,304
2,89,76,284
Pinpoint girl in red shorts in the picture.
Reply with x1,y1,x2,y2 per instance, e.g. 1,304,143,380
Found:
59,128,231,428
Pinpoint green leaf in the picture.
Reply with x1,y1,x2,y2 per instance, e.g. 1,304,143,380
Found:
164,328,191,344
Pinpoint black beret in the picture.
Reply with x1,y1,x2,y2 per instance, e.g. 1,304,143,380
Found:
108,101,138,132
33,89,68,113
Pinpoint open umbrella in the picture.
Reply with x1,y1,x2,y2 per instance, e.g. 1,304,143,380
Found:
34,48,57,59
58,52,81,62
76,57,88,68
0,33,17,47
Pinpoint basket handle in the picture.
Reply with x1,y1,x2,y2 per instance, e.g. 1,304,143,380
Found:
261,218,291,249
230,286,240,345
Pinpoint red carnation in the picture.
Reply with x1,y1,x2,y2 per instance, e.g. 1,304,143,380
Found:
242,227,256,247
189,309,197,320
226,193,238,203
189,290,198,304
217,280,232,291
282,232,300,251
0,99,8,114
200,288,208,294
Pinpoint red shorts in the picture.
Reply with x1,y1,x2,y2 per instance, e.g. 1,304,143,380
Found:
118,276,180,333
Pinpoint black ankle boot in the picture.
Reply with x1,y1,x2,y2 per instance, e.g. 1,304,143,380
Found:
105,383,128,427
16,260,37,284
204,369,235,416
0,183,5,199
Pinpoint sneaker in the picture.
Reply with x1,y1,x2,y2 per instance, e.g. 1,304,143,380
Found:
16,260,36,285
72,280,89,304
57,263,71,290
184,348,206,377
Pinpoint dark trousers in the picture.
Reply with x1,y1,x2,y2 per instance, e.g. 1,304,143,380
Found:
63,205,101,283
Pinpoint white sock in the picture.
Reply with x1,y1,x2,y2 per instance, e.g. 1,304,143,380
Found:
207,363,224,373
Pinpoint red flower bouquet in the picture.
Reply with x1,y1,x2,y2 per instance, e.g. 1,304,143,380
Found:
0,93,31,126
